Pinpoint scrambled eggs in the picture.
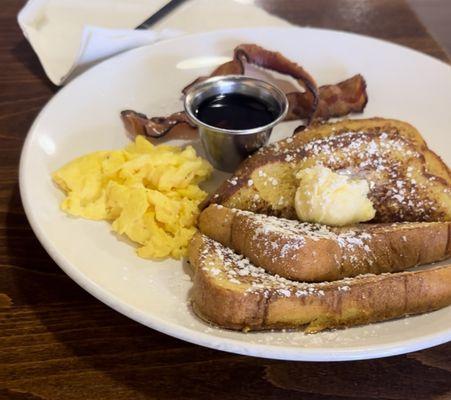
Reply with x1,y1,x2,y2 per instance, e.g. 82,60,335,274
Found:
53,136,212,259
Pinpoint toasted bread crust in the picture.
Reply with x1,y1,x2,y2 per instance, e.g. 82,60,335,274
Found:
189,233,451,332
199,205,451,281
205,118,451,222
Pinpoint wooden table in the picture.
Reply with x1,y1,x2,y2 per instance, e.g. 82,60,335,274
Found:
1,0,450,399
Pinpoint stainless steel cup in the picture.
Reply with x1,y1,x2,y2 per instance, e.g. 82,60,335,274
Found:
183,75,288,172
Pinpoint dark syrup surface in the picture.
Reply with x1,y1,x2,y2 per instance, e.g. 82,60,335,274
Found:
195,93,279,130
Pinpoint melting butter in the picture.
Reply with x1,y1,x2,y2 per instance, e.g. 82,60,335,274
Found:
294,166,375,226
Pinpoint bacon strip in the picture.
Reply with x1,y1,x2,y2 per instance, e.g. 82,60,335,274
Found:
121,110,195,139
287,74,368,121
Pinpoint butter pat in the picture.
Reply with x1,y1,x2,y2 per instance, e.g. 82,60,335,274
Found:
294,166,376,226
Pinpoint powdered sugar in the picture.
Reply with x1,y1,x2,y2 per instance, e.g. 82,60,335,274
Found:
199,236,356,297
235,209,374,262
220,127,446,221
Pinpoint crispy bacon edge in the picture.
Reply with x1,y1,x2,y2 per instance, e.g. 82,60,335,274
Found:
120,110,195,139
290,74,368,131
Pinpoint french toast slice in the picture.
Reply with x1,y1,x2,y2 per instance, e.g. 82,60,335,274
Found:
199,205,451,282
205,118,451,222
188,233,451,333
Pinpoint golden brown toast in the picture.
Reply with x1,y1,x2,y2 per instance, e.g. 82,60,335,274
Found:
206,118,451,222
199,205,451,281
188,233,451,333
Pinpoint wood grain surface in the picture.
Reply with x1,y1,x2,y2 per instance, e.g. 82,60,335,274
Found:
1,0,450,399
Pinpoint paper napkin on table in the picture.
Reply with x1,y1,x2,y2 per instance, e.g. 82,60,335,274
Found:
17,0,291,85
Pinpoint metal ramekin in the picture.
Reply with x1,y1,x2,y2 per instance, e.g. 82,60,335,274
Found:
184,75,288,172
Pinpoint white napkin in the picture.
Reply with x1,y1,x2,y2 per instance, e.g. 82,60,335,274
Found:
18,0,290,85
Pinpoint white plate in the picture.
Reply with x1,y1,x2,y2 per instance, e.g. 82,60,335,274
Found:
19,27,451,361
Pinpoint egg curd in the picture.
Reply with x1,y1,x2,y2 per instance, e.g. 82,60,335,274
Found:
52,136,212,259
